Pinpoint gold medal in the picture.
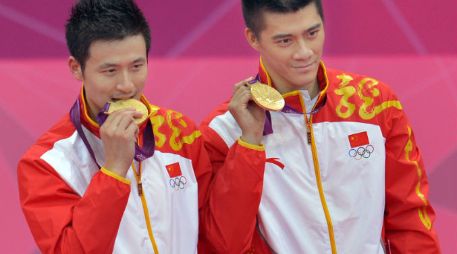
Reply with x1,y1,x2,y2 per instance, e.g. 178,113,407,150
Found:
250,81,285,111
107,99,149,124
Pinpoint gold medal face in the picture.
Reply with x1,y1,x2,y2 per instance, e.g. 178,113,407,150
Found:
107,99,149,124
250,82,285,111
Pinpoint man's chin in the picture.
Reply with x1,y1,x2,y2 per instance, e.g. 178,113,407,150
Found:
291,76,316,88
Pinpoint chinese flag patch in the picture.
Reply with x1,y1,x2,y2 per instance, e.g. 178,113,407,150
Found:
166,162,182,178
348,131,369,148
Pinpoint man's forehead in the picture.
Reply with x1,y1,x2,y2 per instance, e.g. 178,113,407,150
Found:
84,40,147,67
263,4,319,23
259,7,322,36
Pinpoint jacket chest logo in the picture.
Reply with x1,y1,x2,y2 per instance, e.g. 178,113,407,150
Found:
166,162,187,190
348,131,374,160
266,157,285,170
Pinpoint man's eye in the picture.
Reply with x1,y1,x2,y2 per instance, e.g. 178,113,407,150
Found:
101,69,116,75
309,30,319,38
277,38,292,45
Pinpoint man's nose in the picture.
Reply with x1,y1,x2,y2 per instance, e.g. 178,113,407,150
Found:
116,70,135,93
293,40,313,60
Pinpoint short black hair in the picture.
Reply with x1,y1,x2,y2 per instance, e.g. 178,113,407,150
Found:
65,0,151,70
242,0,324,37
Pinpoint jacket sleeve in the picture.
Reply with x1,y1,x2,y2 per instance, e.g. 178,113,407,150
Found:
18,154,131,254
179,120,214,252
383,97,441,253
198,124,269,254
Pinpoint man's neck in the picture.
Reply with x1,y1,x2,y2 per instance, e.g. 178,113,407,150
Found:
274,78,320,99
303,79,320,99
83,98,100,123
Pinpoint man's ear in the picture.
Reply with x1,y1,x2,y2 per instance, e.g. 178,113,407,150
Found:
244,27,260,51
68,56,83,81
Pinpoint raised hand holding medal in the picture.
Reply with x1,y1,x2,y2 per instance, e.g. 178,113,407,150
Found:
228,77,284,145
70,97,155,177
100,98,155,161
98,101,144,176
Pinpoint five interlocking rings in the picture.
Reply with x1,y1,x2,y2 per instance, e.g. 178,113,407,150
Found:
169,175,187,190
348,145,374,160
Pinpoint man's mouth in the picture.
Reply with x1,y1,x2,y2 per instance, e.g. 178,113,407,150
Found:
293,61,316,69
110,96,135,102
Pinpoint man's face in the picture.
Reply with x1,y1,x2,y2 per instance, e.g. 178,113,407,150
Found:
70,34,148,119
247,3,325,93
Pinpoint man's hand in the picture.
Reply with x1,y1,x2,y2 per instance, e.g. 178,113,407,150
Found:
228,77,266,145
100,109,143,177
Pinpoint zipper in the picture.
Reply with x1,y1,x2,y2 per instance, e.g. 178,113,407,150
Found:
301,92,337,254
132,133,160,254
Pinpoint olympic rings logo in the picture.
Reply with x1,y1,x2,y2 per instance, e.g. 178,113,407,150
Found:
348,145,374,160
169,175,187,190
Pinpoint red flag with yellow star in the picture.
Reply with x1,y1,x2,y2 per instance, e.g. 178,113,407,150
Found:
166,162,182,178
348,131,369,148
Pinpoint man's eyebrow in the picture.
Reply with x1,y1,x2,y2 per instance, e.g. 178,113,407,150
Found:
306,23,322,33
272,33,292,40
271,23,322,40
99,63,118,69
132,57,146,63
98,58,146,69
